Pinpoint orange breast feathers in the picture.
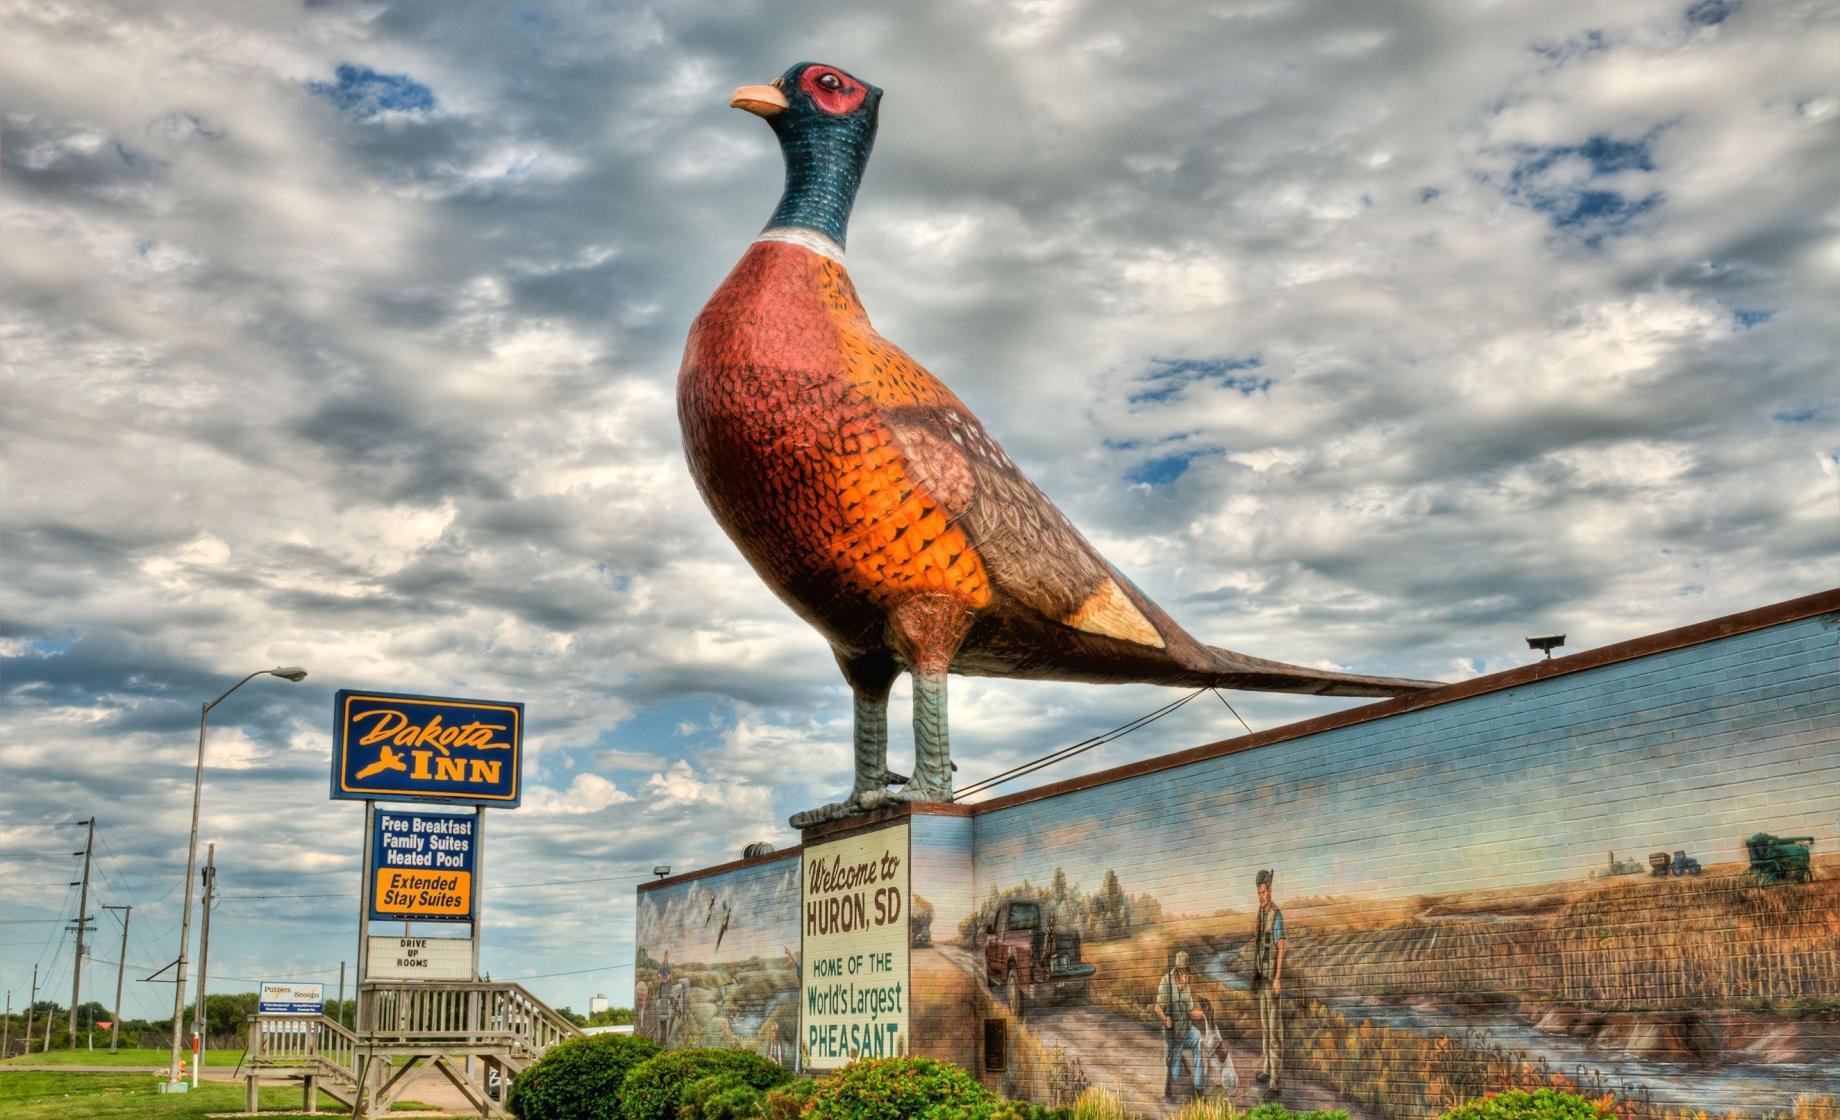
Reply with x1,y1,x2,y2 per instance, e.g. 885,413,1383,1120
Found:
812,260,992,611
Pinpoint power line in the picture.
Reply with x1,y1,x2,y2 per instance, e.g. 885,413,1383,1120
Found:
85,956,343,984
1210,688,1255,736
500,962,635,981
953,688,1206,800
96,833,176,979
217,868,653,903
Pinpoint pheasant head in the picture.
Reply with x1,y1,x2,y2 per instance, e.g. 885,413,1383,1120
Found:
731,62,882,251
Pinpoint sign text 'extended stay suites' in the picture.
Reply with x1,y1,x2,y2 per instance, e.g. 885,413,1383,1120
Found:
370,809,476,922
332,690,524,807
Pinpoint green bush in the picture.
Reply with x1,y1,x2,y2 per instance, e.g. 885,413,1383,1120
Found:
621,1048,790,1120
680,1074,767,1120
804,1057,996,1120
762,1079,820,1120
934,1101,1072,1120
508,1033,662,1120
1440,1089,1614,1120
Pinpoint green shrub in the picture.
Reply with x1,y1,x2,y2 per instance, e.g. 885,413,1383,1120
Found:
762,1079,820,1120
804,1057,996,1120
508,1033,662,1120
621,1048,790,1120
680,1074,767,1120
1251,1106,1350,1120
1440,1089,1614,1120
947,1102,1072,1120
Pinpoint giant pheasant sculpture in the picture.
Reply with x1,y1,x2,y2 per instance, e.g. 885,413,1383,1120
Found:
679,63,1439,827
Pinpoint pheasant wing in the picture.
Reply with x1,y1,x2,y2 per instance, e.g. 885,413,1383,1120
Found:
881,403,1171,652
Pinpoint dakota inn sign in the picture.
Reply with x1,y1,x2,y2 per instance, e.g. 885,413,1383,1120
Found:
330,689,524,807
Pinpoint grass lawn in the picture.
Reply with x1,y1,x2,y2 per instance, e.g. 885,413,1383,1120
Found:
3,1045,244,1067
0,1070,438,1116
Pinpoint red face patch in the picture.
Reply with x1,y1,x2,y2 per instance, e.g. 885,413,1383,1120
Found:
799,66,867,116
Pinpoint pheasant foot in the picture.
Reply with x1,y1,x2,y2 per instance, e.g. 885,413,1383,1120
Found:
789,787,896,830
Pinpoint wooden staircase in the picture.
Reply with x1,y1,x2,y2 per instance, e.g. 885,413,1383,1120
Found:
247,980,583,1117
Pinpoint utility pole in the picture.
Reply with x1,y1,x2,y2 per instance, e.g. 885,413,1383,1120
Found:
192,843,216,1079
23,966,35,1058
69,817,96,1046
104,905,132,1053
3,990,11,1059
336,961,346,1029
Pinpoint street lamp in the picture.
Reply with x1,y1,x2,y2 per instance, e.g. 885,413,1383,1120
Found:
164,666,307,1091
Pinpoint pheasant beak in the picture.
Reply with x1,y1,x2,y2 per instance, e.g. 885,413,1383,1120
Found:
730,84,789,118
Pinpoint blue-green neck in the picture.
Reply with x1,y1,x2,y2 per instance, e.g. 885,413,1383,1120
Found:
766,115,876,249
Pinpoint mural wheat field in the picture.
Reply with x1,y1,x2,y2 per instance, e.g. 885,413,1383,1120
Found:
1250,867,1840,1012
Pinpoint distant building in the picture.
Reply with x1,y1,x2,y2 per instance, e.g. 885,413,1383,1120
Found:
588,993,610,1016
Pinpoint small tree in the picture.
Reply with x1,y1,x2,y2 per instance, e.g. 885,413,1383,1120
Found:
507,1033,661,1120
803,1057,995,1120
619,1048,789,1120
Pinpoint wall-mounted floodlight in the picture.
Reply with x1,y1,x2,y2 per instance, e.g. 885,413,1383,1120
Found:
652,865,671,879
1527,634,1565,659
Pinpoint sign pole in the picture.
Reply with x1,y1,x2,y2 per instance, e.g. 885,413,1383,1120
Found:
471,808,484,981
356,799,373,1107
470,807,484,1092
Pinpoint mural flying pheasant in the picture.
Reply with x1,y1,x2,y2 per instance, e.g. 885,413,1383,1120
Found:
678,63,1439,827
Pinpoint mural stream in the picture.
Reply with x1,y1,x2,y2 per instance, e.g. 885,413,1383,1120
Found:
1203,949,1840,1113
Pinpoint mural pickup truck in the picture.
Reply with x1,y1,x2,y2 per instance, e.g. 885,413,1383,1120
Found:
983,897,1095,1016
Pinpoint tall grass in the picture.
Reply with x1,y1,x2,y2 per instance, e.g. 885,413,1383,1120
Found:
1069,1086,1131,1120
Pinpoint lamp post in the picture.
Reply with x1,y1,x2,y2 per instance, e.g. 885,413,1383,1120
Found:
164,666,307,1091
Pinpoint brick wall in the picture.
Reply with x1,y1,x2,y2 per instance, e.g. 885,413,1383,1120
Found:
957,608,1839,1118
638,597,1840,1118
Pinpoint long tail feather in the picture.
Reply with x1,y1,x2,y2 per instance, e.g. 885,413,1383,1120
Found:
1200,646,1441,698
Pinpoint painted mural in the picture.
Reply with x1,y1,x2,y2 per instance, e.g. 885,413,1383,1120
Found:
633,854,802,1066
946,619,1840,1119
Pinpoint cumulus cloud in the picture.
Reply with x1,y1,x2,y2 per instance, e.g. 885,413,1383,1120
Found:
2,0,1835,1010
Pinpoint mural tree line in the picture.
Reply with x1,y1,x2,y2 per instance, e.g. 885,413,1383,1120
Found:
958,869,1164,946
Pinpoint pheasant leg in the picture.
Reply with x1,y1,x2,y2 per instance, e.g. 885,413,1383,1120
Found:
889,595,974,802
903,669,955,799
838,649,906,800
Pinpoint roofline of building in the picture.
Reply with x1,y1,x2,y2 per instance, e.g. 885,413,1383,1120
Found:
968,586,1840,814
639,841,800,893
638,588,1838,892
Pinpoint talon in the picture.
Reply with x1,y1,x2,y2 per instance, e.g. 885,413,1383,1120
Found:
850,788,892,810
878,768,909,785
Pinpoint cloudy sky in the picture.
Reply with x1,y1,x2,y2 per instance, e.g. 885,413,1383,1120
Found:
2,0,1835,1017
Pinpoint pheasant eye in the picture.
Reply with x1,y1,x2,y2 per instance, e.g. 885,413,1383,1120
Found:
801,68,866,114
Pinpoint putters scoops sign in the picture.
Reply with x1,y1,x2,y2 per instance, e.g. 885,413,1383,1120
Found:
800,822,908,1069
